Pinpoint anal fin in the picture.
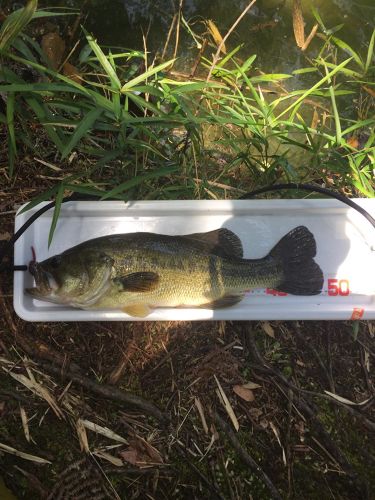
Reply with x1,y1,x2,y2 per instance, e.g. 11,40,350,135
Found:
122,304,152,317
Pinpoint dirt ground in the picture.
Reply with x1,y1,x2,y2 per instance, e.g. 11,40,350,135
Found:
0,181,375,499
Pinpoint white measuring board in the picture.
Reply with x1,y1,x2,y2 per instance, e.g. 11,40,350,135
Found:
13,199,375,321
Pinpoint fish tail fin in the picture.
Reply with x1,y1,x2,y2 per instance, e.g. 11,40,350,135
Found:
270,226,323,295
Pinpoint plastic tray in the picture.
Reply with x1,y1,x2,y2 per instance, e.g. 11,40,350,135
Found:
14,199,375,321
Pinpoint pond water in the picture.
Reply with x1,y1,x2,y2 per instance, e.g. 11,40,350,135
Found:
32,0,374,77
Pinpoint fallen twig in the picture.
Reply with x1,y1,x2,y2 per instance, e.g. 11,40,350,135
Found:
39,361,168,424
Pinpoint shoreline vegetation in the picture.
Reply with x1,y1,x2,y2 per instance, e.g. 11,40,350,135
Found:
0,1,373,213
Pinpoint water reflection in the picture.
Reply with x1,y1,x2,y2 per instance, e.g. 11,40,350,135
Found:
31,0,374,74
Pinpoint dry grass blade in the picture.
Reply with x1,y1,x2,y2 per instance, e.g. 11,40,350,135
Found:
76,418,90,453
6,370,64,419
302,23,318,51
206,0,256,81
92,450,123,466
20,406,31,443
311,108,319,129
292,0,305,48
207,19,226,54
214,375,239,431
194,397,209,433
243,382,262,390
0,442,51,464
80,419,128,444
324,391,371,406
269,421,286,466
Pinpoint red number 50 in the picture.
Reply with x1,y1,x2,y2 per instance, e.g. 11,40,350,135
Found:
328,279,350,296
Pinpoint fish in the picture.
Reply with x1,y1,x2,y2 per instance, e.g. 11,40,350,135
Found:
26,226,323,317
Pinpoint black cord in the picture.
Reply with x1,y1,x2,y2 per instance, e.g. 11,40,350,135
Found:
1,184,374,273
0,193,100,273
239,183,375,229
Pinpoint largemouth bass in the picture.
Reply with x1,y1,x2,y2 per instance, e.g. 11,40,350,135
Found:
27,226,323,317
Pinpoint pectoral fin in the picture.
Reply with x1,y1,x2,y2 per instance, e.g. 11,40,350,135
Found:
122,304,152,317
114,272,159,292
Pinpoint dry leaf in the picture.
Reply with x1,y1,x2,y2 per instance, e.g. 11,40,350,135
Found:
233,384,255,402
120,449,138,465
259,418,268,429
362,86,375,98
292,0,305,48
248,408,263,420
261,321,275,338
119,435,163,468
243,382,262,390
41,32,66,70
346,136,359,148
63,62,82,84
207,19,226,54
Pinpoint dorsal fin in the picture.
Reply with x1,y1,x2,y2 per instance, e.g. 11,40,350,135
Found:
183,228,243,259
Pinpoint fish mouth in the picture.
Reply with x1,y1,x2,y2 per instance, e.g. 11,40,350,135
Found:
26,262,59,300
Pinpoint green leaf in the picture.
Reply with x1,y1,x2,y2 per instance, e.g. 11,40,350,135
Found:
101,165,178,200
83,28,121,90
276,57,353,120
292,67,319,75
250,74,292,83
215,45,244,68
331,36,364,69
19,185,60,214
48,184,65,247
6,92,17,175
61,107,103,159
0,0,38,52
121,59,175,91
311,6,326,32
365,29,375,73
24,95,65,152
5,52,115,112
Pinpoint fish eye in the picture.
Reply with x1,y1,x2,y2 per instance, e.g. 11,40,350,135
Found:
50,256,61,268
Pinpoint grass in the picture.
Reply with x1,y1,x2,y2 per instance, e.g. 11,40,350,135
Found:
0,3,373,230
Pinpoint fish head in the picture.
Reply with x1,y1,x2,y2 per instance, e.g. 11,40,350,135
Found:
26,248,114,306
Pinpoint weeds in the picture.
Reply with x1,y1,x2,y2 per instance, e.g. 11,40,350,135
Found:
0,2,374,216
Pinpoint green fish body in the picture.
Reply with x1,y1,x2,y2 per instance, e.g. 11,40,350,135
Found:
27,226,323,317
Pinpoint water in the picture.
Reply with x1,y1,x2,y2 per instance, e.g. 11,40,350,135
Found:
34,0,374,77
